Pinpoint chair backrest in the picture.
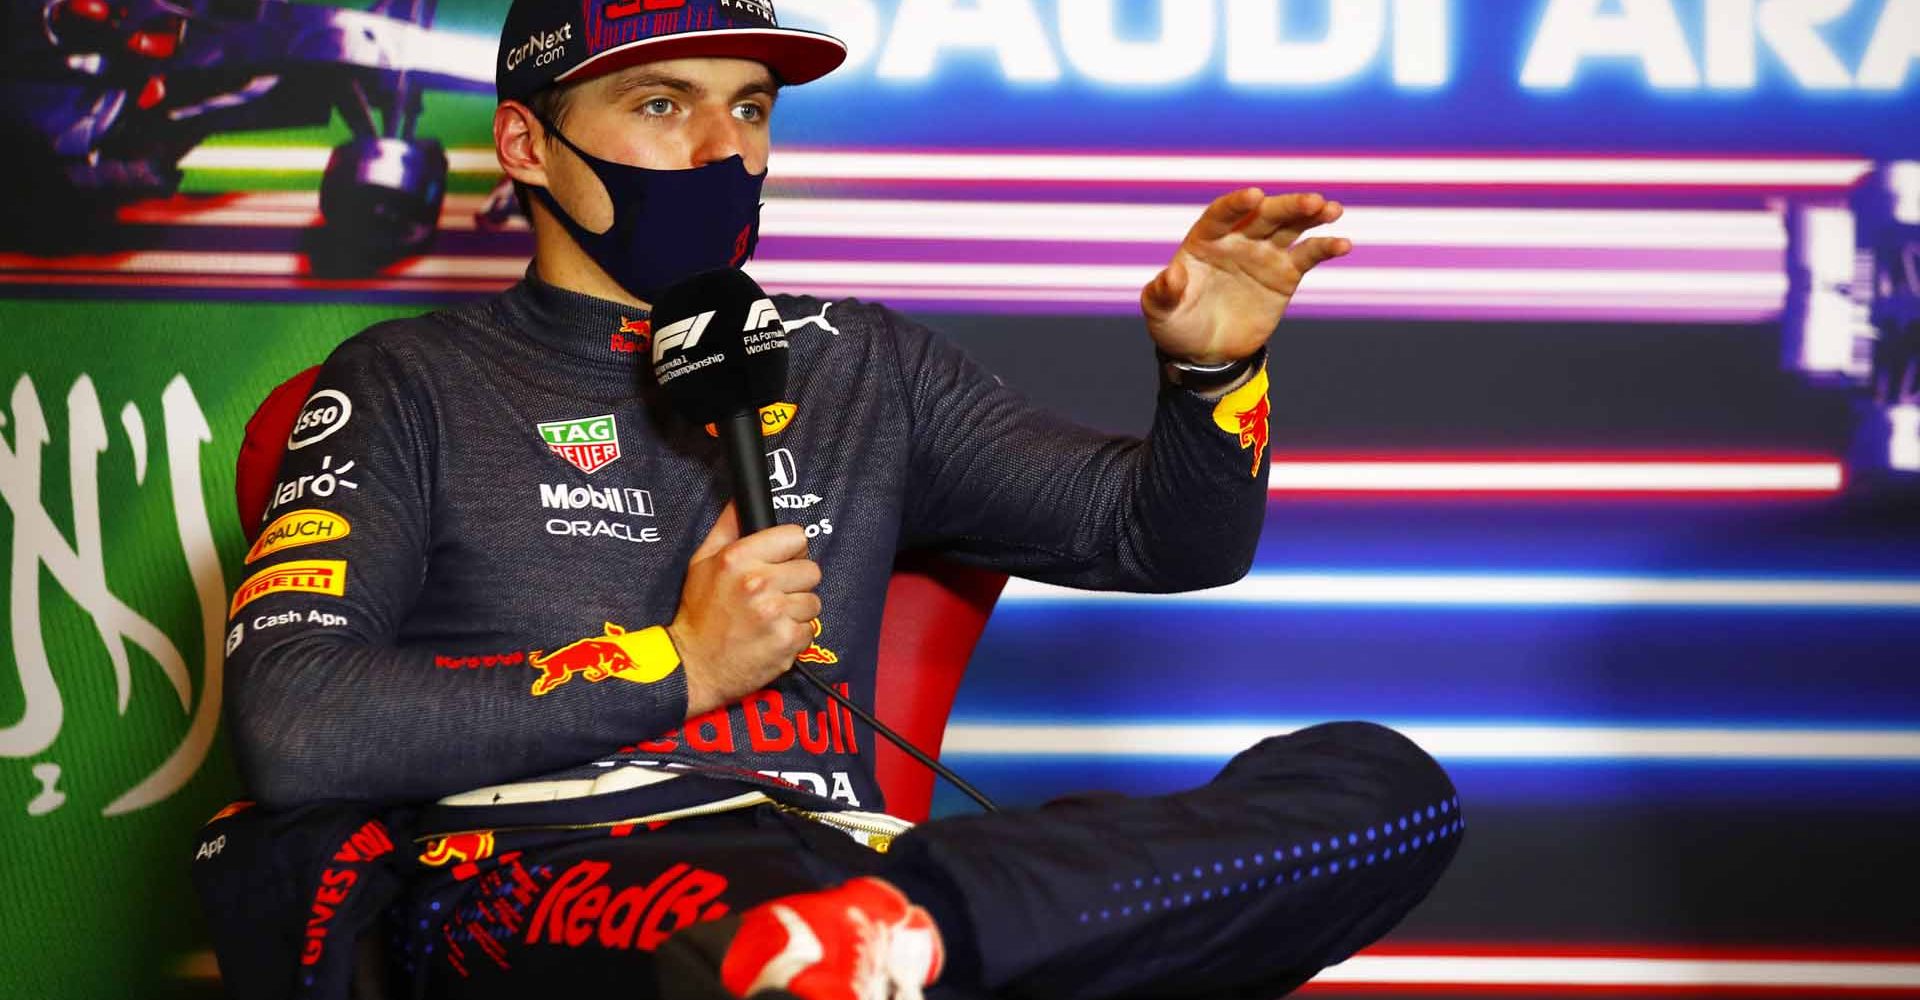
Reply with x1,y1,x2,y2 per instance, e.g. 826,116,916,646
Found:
236,366,1003,823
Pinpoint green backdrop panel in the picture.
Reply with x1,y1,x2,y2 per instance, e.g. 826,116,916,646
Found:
0,298,430,999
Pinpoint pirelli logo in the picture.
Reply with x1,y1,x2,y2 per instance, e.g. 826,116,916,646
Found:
230,559,348,617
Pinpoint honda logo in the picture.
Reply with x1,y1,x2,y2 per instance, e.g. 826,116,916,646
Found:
767,448,797,492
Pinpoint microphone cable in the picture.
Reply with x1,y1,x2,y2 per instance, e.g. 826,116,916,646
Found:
784,658,998,813
718,411,998,812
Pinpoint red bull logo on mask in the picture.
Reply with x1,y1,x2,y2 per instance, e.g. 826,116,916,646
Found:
527,623,680,696
1211,364,1272,479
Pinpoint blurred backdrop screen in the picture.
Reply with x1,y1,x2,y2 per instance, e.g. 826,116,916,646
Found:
2,1,1918,996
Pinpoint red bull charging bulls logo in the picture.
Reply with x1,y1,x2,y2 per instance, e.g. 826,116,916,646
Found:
1211,364,1272,479
611,316,650,355
420,831,497,880
797,617,837,665
527,623,680,696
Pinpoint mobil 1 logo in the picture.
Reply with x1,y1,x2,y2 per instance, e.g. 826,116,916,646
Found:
538,481,660,546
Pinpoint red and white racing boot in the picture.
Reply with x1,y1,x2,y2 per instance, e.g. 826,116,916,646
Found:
718,877,945,1000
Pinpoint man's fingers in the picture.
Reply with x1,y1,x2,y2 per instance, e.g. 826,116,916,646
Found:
1189,187,1265,242
692,502,740,562
754,557,822,597
1239,193,1338,244
1289,236,1353,276
783,618,818,658
786,592,823,625
725,522,811,566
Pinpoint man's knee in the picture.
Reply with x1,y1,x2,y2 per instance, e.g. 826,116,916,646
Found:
1316,720,1453,794
1227,720,1459,814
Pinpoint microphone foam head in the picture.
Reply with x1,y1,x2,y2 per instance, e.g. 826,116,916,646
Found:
647,268,790,425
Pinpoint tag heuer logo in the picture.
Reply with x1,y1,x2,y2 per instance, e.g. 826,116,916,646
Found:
538,414,621,475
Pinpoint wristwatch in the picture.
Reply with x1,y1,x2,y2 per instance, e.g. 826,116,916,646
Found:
1158,347,1264,392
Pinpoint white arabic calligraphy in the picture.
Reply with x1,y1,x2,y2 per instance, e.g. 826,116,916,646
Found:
0,374,227,816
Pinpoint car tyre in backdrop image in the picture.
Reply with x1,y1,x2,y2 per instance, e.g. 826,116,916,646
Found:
312,135,448,275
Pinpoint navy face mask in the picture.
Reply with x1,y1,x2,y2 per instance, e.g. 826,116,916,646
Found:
526,121,766,303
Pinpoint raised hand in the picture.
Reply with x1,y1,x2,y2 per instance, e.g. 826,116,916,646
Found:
1142,190,1350,365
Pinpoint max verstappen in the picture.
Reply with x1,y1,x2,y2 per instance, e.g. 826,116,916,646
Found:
194,2,1461,998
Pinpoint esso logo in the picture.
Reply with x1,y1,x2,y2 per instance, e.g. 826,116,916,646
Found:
288,389,352,451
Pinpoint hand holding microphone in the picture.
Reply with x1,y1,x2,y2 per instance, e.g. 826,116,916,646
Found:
648,269,996,810
649,269,813,716
672,502,820,717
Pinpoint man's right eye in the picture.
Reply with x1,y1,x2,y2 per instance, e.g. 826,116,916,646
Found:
640,97,676,117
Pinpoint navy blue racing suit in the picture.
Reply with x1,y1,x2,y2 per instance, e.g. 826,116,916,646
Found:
192,271,1459,999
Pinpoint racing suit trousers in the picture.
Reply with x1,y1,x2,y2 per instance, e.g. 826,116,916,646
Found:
407,721,1461,1000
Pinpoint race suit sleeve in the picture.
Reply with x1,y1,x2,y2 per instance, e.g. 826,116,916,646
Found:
224,335,688,808
887,308,1271,592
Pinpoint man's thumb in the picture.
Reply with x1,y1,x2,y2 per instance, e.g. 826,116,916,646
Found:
1142,256,1189,318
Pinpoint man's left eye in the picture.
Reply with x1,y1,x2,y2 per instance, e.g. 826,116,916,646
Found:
733,103,766,123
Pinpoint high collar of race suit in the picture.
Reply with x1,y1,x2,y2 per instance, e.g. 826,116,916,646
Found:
497,263,659,370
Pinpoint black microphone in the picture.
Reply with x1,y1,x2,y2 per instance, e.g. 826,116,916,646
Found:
649,268,789,533
647,269,997,813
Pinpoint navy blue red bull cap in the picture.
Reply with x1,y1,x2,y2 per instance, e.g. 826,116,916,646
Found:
496,0,847,104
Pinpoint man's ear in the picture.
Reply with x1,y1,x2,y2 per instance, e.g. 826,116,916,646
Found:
494,101,549,187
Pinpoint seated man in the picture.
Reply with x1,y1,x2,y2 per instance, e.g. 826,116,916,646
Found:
208,2,1461,997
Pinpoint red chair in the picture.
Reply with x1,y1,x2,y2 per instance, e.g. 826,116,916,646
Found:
238,366,1003,822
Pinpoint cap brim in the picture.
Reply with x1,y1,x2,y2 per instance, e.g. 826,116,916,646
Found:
556,27,847,88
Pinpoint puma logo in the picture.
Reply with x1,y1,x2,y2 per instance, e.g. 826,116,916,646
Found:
781,302,841,337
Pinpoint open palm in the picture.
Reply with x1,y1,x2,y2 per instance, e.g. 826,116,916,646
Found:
1142,190,1350,364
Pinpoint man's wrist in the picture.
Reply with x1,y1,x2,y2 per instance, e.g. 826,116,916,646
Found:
663,622,710,717
1158,348,1265,398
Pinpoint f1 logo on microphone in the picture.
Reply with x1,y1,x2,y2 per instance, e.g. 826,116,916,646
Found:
745,299,781,333
652,310,714,364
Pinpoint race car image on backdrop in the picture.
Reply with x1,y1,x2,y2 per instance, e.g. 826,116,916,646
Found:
2,0,494,268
